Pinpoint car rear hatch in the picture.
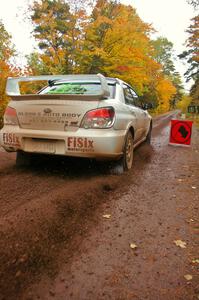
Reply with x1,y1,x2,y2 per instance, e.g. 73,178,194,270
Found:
13,98,101,131
6,74,113,132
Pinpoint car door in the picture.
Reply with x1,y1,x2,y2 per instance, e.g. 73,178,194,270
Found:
129,88,150,137
122,84,145,142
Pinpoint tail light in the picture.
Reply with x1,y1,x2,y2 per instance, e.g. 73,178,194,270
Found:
4,107,19,125
81,107,115,129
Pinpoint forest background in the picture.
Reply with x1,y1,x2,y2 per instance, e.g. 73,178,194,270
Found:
0,0,198,128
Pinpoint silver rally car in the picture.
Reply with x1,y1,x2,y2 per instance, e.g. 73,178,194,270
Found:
0,74,152,171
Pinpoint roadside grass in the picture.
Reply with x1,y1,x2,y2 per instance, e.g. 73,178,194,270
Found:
148,110,172,117
149,109,199,128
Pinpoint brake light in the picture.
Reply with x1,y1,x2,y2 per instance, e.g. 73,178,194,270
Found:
81,107,115,129
4,107,19,125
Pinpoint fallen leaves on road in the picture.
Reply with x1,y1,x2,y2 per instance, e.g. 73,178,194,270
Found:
186,218,195,224
103,214,111,219
174,240,187,248
184,274,193,281
130,243,137,249
192,259,199,264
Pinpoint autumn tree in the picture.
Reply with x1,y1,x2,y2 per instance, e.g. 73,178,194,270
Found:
152,37,184,107
28,0,91,74
81,1,158,90
79,0,176,110
27,0,177,112
0,20,18,128
176,94,192,113
179,15,199,102
152,37,175,76
26,52,47,75
28,0,74,74
78,0,120,74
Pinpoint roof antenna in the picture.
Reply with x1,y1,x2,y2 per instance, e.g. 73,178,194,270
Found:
48,79,59,87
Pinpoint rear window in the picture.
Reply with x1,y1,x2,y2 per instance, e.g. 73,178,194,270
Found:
40,82,115,98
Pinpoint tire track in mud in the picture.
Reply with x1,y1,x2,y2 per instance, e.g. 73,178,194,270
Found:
0,176,121,300
0,112,176,300
22,121,199,300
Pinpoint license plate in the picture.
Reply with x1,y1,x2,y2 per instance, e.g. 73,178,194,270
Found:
25,139,56,153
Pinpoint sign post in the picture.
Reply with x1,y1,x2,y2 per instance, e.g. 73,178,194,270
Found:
169,120,193,146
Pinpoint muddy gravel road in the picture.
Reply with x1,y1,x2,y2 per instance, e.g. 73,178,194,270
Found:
0,111,198,300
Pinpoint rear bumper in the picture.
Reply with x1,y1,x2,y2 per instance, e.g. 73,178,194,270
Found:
0,126,125,159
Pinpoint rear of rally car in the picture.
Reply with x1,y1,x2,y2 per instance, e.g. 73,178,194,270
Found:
0,74,125,160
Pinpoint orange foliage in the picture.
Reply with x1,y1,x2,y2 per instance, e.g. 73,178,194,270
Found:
26,0,179,112
156,78,176,112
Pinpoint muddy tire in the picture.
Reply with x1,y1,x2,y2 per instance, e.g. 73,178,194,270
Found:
122,130,134,170
16,151,32,167
145,122,152,144
109,131,134,175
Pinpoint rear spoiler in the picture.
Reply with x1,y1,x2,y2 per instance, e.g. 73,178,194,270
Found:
6,73,110,100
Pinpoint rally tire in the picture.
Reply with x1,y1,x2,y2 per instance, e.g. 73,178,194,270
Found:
122,130,134,171
145,122,152,144
109,130,134,175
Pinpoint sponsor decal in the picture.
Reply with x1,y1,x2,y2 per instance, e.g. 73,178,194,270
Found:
18,112,81,125
3,133,20,147
67,137,94,153
18,112,81,118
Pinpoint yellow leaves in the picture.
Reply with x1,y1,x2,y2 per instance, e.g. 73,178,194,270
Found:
184,274,193,281
174,240,187,248
91,4,167,96
176,95,192,113
94,15,113,27
130,243,137,249
25,0,178,112
92,47,106,58
0,58,21,127
102,214,111,219
156,78,176,113
157,78,176,97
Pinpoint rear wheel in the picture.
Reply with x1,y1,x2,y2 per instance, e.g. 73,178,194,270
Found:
145,122,152,144
110,130,134,174
122,130,134,170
